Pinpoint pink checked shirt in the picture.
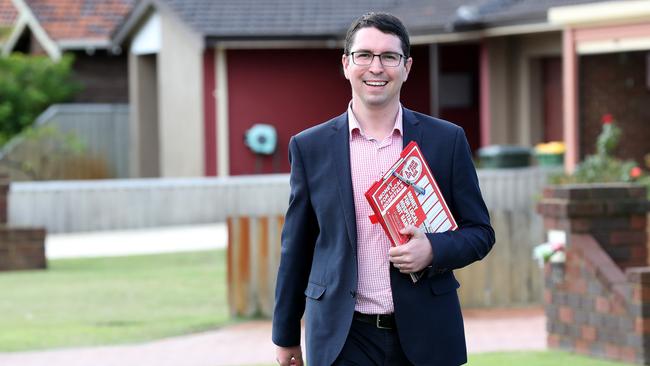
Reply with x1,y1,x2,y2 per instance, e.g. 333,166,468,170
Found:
348,103,403,314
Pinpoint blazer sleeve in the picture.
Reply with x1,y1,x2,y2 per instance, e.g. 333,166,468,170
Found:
427,128,495,272
272,136,319,347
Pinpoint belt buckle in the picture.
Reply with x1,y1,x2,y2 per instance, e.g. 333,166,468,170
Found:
376,315,392,330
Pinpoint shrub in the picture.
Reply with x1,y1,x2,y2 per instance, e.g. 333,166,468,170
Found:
0,125,111,180
0,53,80,145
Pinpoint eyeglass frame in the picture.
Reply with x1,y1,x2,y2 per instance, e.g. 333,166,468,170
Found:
348,51,406,67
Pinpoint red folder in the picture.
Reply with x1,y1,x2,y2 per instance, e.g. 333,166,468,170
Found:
365,141,458,282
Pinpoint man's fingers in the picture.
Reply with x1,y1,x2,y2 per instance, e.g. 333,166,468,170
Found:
293,355,304,366
399,225,418,235
276,346,302,366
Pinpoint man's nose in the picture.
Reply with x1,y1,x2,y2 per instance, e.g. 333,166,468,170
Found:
368,55,384,73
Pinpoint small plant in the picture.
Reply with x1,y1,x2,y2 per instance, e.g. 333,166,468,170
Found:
553,114,645,185
0,125,111,180
533,241,565,267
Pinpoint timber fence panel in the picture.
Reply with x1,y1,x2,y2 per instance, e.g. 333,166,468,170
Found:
9,169,554,308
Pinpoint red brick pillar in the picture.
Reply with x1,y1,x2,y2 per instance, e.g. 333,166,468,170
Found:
538,183,650,364
0,174,47,271
0,174,8,225
538,183,649,270
628,268,650,363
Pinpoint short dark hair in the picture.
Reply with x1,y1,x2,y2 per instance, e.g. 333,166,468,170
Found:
344,12,410,59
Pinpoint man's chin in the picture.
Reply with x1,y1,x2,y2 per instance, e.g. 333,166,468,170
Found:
360,96,392,108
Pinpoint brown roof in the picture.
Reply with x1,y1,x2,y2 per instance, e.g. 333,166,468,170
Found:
25,0,134,41
0,0,18,28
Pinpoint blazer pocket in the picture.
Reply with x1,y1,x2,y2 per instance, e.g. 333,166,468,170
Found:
304,282,326,300
428,275,460,295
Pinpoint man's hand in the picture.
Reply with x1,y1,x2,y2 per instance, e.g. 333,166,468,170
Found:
276,345,304,366
388,225,433,273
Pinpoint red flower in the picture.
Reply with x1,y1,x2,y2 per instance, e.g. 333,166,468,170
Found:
601,114,614,125
630,166,642,179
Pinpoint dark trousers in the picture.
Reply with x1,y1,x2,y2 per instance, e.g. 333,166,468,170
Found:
332,316,413,366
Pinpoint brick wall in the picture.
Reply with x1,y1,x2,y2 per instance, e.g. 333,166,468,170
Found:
0,226,46,270
0,174,47,271
579,51,650,165
538,184,650,364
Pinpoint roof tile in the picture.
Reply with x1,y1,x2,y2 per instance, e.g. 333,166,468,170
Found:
25,0,134,41
0,0,17,28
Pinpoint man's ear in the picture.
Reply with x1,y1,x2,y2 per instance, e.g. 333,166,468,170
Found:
342,54,350,80
403,57,413,81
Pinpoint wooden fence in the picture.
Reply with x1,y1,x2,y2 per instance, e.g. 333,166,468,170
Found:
0,104,130,179
8,168,555,308
455,167,552,307
227,168,554,313
8,175,290,233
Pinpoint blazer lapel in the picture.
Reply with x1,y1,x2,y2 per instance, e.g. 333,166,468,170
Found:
402,107,423,147
330,113,358,254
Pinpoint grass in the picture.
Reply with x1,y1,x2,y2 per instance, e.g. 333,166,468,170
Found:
0,251,638,366
0,250,228,351
252,351,634,366
467,351,634,365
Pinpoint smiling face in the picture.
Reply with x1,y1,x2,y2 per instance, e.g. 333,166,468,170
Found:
342,26,412,111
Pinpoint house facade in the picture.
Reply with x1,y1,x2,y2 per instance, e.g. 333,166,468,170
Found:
112,0,648,177
549,0,650,170
2,0,135,103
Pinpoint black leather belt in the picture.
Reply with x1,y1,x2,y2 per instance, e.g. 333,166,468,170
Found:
353,311,395,330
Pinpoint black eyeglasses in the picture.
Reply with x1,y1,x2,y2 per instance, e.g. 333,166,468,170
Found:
350,51,404,67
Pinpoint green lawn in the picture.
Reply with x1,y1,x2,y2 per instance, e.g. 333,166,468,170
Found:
467,351,634,365
252,351,633,366
0,250,638,366
0,250,229,351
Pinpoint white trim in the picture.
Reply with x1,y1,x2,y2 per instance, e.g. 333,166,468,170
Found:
131,13,161,55
1,12,26,56
577,36,650,54
216,47,229,177
411,22,561,45
112,0,155,46
549,0,650,26
57,38,111,50
9,0,60,60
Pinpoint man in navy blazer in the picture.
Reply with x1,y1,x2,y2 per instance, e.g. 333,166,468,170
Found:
273,12,494,366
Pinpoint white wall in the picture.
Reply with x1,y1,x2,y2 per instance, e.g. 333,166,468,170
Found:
487,32,562,146
157,8,205,177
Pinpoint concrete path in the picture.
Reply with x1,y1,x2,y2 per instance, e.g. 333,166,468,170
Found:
45,223,227,259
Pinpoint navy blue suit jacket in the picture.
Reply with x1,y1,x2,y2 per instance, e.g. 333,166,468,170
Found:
272,108,495,366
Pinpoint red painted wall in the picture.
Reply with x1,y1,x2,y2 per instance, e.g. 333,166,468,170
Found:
401,45,431,115
439,44,480,153
226,46,431,175
227,49,349,175
542,57,564,142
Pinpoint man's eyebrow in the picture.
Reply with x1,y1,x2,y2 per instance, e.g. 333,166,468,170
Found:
351,49,400,54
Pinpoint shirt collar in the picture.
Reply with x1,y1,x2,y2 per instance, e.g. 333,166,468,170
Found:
347,101,403,141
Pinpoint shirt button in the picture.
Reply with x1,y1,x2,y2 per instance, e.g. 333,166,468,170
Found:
350,290,356,298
